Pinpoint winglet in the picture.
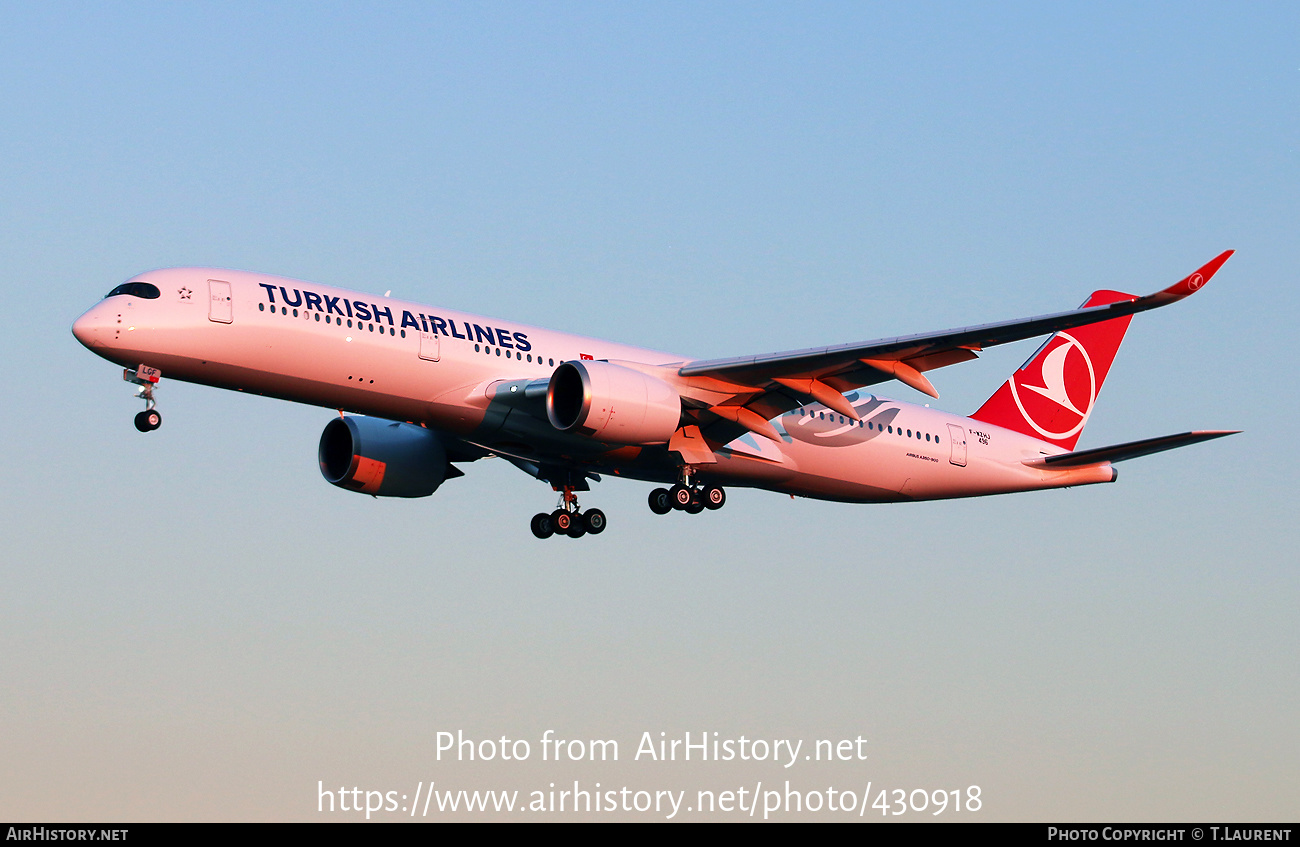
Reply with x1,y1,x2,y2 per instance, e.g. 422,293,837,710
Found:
1153,250,1234,303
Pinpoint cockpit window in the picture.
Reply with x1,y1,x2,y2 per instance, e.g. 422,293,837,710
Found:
105,282,161,299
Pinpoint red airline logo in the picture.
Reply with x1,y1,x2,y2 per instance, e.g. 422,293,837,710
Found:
1009,331,1096,441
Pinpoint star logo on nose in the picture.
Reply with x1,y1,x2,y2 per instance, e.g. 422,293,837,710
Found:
178,287,192,300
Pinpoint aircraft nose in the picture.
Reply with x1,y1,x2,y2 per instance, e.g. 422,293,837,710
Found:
72,306,104,349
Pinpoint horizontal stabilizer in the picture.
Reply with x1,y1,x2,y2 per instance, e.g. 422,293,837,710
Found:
1027,430,1239,469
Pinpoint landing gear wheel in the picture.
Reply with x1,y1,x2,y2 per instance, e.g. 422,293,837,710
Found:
648,488,672,515
568,513,587,538
552,510,573,535
670,484,693,510
702,485,726,510
685,497,705,515
530,513,554,539
584,508,607,534
134,410,161,432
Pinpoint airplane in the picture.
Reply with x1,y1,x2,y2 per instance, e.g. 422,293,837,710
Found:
71,251,1238,538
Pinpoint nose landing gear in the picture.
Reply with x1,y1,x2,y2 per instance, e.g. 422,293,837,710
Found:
126,365,163,432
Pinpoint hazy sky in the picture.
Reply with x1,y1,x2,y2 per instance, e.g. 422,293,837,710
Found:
3,1,1296,821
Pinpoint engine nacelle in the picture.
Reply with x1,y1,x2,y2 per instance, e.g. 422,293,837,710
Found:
318,416,449,497
546,360,682,444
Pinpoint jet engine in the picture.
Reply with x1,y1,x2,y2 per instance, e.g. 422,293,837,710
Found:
318,416,450,497
546,360,682,444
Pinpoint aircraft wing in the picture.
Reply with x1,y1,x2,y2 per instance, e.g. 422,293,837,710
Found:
670,251,1232,444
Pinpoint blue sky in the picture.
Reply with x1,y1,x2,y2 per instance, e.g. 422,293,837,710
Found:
3,2,1297,820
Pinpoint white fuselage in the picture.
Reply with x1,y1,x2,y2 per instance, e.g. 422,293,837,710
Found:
72,268,1114,504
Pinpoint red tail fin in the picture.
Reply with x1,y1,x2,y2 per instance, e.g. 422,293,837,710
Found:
971,290,1136,450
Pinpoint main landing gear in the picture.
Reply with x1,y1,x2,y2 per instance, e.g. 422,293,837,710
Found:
531,485,607,540
125,366,163,432
527,469,725,538
648,468,727,517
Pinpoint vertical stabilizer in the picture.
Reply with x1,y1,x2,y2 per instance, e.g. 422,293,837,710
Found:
970,290,1136,451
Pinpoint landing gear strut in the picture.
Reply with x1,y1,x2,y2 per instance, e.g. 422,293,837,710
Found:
531,485,606,540
126,366,163,432
649,467,727,517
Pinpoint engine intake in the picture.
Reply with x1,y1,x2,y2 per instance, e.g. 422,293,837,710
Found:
546,360,682,445
319,416,450,497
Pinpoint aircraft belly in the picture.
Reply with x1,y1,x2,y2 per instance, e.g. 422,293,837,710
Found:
703,449,800,487
761,428,1052,503
775,437,911,502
